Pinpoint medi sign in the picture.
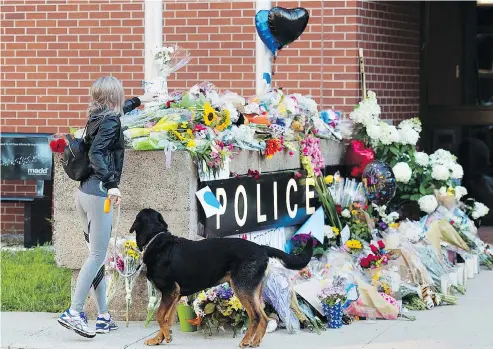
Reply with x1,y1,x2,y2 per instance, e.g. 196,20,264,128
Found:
197,171,318,238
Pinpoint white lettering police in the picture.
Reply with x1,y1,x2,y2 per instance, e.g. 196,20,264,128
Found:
215,179,315,230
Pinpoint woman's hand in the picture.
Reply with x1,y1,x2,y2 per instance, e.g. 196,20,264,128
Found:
108,188,122,206
138,92,157,104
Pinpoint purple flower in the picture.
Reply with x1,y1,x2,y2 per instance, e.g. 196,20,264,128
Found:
217,285,233,300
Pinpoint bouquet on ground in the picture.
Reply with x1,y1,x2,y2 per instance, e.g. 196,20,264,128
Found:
189,283,248,336
359,240,394,270
317,276,347,328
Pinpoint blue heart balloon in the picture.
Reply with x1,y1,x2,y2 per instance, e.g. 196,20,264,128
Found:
255,10,280,56
203,191,220,209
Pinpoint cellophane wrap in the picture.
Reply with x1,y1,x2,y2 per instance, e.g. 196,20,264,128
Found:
262,265,300,334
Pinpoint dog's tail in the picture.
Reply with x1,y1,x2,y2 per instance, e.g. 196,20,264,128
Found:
263,237,313,270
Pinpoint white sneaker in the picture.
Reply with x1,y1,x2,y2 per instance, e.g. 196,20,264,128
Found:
58,309,96,338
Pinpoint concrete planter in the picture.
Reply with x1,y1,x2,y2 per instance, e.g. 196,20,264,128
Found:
53,140,344,320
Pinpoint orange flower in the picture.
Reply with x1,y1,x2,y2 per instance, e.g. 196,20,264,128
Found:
264,139,283,159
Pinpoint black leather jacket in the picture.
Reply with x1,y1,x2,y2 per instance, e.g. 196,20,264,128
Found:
84,97,141,189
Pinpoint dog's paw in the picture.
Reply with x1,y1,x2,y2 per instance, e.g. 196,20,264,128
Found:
144,337,162,346
239,339,251,348
164,330,173,344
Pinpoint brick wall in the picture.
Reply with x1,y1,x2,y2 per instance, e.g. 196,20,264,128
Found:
0,0,421,235
357,1,420,121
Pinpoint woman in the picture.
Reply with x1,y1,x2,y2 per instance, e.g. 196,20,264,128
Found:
58,76,153,338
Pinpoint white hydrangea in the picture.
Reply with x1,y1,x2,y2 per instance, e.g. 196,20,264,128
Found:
379,122,401,145
472,202,490,220
415,152,429,167
430,149,456,166
454,186,468,200
366,123,381,142
398,125,419,146
350,91,381,127
393,162,412,183
450,163,464,179
398,117,422,133
418,195,438,214
431,164,450,181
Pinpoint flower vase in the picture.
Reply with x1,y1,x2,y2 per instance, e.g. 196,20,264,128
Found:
322,302,343,329
177,305,197,332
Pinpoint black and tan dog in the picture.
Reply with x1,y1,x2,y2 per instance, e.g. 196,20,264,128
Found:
130,208,313,347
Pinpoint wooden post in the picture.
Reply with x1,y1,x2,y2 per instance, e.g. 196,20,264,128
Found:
359,48,366,99
144,0,163,83
255,0,272,96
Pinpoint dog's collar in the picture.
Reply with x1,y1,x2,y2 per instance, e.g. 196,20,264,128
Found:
141,231,166,260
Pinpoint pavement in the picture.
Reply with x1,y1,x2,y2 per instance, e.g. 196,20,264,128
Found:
2,270,493,349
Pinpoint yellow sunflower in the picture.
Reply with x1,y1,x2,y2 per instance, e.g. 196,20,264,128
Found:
203,102,217,126
216,109,231,132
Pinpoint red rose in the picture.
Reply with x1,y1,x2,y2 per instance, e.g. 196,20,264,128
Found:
166,100,174,108
336,205,342,215
367,254,375,262
378,240,385,250
49,138,66,153
360,257,370,268
370,244,379,254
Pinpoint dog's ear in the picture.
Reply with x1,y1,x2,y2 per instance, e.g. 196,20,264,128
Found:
129,216,140,234
157,212,168,232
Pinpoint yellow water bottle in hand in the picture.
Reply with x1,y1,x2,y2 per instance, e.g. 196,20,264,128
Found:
104,197,111,213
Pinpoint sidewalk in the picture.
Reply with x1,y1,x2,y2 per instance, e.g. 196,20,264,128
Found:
2,271,493,349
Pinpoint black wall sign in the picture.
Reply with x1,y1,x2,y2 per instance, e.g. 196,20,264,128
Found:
197,171,319,238
1,135,52,181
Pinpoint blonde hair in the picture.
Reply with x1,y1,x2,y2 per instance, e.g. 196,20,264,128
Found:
88,76,125,116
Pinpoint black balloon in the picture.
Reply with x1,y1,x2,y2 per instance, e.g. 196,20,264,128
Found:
267,7,309,49
362,161,397,206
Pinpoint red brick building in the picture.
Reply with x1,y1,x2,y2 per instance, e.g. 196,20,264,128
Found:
0,0,422,235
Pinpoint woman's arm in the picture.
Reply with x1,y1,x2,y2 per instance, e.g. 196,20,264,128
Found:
88,115,120,189
123,97,141,114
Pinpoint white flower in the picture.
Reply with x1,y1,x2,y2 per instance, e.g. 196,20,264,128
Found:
325,225,335,239
398,126,419,146
438,186,448,196
341,209,351,218
472,202,490,220
379,122,400,145
431,164,450,181
418,195,438,214
454,186,468,200
415,152,429,167
398,118,422,132
450,163,464,179
430,149,456,166
366,123,381,141
393,162,412,184
350,91,381,126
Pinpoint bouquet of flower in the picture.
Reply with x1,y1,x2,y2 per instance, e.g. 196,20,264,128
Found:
189,283,248,336
317,276,347,306
359,240,393,269
106,237,143,326
340,204,372,242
